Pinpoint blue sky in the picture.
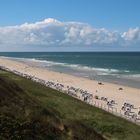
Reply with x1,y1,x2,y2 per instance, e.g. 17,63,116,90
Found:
0,0,140,30
0,0,140,51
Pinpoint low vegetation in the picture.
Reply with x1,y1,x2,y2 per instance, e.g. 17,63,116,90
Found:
0,69,140,140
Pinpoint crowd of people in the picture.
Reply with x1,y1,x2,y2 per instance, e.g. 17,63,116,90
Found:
0,66,140,125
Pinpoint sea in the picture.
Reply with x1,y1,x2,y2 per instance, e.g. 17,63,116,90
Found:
0,52,140,88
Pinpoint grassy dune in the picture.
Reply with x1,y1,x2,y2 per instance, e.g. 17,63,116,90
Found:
0,69,140,140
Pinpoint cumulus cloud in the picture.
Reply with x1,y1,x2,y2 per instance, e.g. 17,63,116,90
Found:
0,18,140,48
122,27,140,41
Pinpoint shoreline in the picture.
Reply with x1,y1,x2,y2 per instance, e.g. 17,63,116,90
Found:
2,56,140,89
0,57,140,124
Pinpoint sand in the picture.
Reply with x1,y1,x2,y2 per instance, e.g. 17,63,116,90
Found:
0,57,140,114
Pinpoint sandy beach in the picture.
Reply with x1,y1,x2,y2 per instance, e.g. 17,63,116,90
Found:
0,57,140,116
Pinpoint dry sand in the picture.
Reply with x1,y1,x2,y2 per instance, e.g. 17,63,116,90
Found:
0,57,140,114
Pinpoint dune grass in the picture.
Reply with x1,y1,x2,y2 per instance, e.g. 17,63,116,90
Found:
0,69,140,140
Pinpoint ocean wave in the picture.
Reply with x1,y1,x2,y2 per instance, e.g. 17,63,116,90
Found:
3,56,131,75
27,58,121,73
119,74,140,78
20,58,129,74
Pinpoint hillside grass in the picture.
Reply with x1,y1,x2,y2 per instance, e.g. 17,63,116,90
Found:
0,69,140,140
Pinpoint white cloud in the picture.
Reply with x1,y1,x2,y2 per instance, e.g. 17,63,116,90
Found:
122,27,140,41
0,18,140,48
